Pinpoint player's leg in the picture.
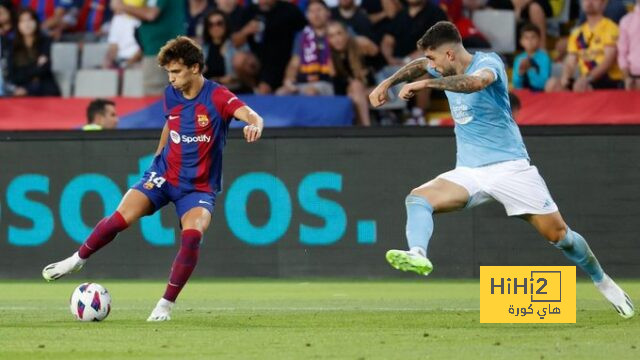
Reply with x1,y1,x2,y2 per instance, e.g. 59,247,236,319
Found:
148,193,214,322
42,189,154,281
386,177,471,276
489,160,634,318
526,212,635,318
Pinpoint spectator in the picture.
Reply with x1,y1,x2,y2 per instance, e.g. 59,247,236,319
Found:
546,0,622,92
487,0,553,49
215,0,243,32
436,0,490,49
328,21,378,126
381,0,447,66
14,0,74,40
111,0,186,95
6,8,59,96
186,0,214,41
618,0,640,90
380,0,447,123
83,98,118,130
234,0,306,94
579,0,628,24
276,0,332,95
0,0,13,37
103,0,144,69
65,0,112,41
330,0,376,41
512,23,551,91
360,0,402,43
203,9,256,93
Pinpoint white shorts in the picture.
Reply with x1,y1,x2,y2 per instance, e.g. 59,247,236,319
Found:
437,159,558,216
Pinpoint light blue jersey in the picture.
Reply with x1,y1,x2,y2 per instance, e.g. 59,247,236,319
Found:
429,52,529,168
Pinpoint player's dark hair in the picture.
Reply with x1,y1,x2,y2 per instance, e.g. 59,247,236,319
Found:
157,36,205,73
520,23,541,38
86,98,115,124
416,21,462,51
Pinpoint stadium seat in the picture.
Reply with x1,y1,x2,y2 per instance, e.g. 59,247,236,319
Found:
74,69,119,97
80,43,110,69
472,10,516,54
51,42,79,72
53,71,74,98
122,68,144,97
51,43,79,98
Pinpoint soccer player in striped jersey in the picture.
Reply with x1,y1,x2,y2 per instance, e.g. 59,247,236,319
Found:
42,36,264,321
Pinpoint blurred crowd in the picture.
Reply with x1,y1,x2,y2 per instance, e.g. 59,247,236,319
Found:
0,0,639,126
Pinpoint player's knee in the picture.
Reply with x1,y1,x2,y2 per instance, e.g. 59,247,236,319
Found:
545,226,567,243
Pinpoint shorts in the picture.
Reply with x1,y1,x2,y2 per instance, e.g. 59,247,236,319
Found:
131,168,216,219
437,159,558,216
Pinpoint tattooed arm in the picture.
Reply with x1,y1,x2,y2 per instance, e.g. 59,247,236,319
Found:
398,69,496,100
368,58,430,107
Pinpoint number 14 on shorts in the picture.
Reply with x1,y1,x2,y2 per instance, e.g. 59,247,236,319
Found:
143,172,166,190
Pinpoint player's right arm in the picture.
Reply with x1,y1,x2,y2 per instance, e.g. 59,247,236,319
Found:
368,58,430,107
155,121,169,156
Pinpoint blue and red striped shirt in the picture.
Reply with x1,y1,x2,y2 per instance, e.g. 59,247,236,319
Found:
154,80,246,194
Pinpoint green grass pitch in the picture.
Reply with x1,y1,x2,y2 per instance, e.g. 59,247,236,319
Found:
0,279,638,359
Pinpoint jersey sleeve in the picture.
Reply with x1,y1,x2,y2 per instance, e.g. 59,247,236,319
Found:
427,66,442,78
567,29,579,54
212,86,246,121
474,54,502,83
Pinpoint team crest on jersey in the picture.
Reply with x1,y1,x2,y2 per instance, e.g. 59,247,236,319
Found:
143,181,154,190
197,114,209,127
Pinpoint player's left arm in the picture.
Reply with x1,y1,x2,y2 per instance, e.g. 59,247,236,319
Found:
398,68,496,99
233,106,264,143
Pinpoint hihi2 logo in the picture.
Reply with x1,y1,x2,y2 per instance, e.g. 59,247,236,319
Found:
480,266,576,323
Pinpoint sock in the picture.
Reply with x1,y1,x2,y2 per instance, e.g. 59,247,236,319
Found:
553,228,604,282
163,229,202,302
78,211,129,259
405,194,434,257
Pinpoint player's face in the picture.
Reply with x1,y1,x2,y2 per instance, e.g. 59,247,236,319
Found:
165,61,199,92
101,104,118,129
425,47,456,77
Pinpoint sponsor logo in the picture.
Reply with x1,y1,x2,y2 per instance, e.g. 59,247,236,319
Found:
197,114,209,127
143,181,154,190
198,200,211,205
181,134,211,144
227,97,238,104
169,130,181,144
168,115,179,120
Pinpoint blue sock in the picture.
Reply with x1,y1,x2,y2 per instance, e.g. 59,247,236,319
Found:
553,228,604,282
405,195,434,257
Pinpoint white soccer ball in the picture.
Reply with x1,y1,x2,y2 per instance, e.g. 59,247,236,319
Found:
69,283,111,321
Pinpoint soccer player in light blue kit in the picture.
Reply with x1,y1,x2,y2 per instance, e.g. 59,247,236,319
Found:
369,21,634,319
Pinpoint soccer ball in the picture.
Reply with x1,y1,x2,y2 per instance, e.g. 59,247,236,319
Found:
69,283,111,321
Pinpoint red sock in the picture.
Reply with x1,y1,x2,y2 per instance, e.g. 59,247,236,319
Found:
77,211,129,259
163,229,202,302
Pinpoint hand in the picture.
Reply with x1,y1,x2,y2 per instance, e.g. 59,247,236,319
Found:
572,76,592,92
37,55,48,66
243,124,262,143
398,81,423,100
518,58,530,75
13,87,28,96
243,20,262,35
368,82,390,107
559,77,570,90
